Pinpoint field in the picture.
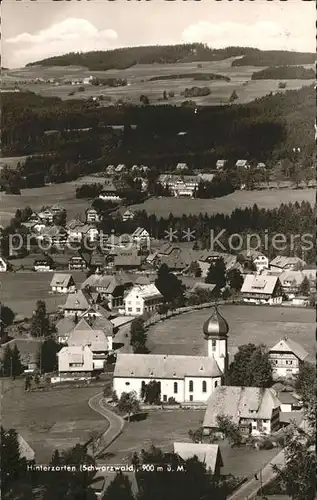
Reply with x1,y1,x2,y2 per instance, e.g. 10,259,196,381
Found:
130,188,315,217
148,304,315,357
0,180,91,227
1,381,108,463
0,271,85,318
3,58,314,106
101,408,278,478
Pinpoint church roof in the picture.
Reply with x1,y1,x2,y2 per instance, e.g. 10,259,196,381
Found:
114,353,222,379
203,307,229,338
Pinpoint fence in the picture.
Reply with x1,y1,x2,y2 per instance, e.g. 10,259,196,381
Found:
143,300,233,328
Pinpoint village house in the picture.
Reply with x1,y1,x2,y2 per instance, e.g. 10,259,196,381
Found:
50,273,76,294
240,250,269,273
62,289,92,317
113,306,229,403
173,443,223,476
57,345,94,374
115,164,126,173
292,296,310,307
197,253,241,279
216,159,227,171
114,251,143,271
240,274,283,305
51,203,64,216
68,254,88,271
33,256,54,272
203,386,281,437
158,174,200,198
175,162,189,172
122,209,135,222
66,219,85,242
85,207,102,224
106,164,115,175
276,390,302,413
235,159,250,169
37,226,68,248
124,284,163,316
131,227,150,248
38,209,54,225
269,256,306,272
81,273,129,309
278,270,307,299
269,337,309,380
99,186,122,202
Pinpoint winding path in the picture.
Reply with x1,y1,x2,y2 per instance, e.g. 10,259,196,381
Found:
88,392,125,456
228,448,285,500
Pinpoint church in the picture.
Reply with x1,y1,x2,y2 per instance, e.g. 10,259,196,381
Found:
113,306,229,403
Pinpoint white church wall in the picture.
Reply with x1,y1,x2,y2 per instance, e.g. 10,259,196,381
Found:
184,376,221,402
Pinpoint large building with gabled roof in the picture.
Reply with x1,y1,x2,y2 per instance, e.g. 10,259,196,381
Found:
113,306,229,403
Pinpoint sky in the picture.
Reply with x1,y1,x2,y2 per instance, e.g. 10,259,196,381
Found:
2,0,315,69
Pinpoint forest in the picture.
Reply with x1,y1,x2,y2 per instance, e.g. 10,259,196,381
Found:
25,44,314,71
148,73,230,82
232,50,315,67
251,66,315,80
1,84,314,187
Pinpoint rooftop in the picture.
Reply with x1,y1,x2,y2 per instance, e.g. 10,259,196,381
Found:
114,353,222,379
203,386,281,428
241,274,280,295
173,442,223,474
269,337,309,361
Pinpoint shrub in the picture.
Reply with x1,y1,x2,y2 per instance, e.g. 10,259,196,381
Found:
259,438,274,450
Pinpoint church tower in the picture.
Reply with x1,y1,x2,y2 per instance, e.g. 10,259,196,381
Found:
203,306,229,375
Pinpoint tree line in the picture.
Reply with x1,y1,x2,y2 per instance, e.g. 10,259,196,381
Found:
2,84,314,168
251,66,315,80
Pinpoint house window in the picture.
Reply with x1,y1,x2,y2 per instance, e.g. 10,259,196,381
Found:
202,381,207,393
212,339,216,351
189,380,194,392
189,395,193,402
163,395,167,402
214,380,218,388
136,308,141,313
128,308,132,312
174,382,178,394
125,382,130,386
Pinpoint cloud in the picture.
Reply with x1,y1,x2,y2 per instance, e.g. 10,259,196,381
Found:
182,21,303,52
6,18,118,67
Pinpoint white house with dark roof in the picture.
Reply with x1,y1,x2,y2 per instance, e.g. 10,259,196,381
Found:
203,386,281,436
131,227,150,248
269,337,309,379
124,284,163,316
113,307,229,403
241,274,283,305
216,159,227,171
50,273,76,294
81,273,127,309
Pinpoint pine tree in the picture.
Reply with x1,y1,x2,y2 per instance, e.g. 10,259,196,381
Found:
102,472,135,500
11,344,23,377
205,258,226,290
2,345,13,377
298,276,310,296
30,300,50,338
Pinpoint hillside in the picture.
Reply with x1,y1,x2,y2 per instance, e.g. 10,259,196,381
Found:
251,66,315,80
232,50,315,67
25,45,246,70
26,44,314,71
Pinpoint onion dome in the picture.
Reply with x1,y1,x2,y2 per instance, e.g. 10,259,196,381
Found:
203,306,229,338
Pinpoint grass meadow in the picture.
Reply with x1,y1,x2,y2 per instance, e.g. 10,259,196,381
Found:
130,188,315,217
1,271,86,318
3,58,314,106
147,304,315,356
1,381,108,463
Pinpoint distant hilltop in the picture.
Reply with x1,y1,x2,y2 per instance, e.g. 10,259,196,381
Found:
25,44,316,72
